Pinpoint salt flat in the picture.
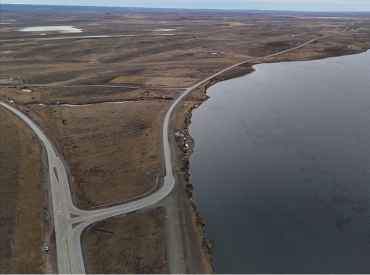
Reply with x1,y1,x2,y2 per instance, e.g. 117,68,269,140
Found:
153,29,176,31
19,26,83,33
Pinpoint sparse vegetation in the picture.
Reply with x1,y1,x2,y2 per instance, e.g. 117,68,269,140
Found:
83,208,168,274
0,108,46,273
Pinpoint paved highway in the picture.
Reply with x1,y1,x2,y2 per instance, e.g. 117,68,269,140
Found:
0,22,353,274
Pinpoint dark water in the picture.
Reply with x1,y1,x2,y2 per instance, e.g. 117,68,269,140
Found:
189,50,370,274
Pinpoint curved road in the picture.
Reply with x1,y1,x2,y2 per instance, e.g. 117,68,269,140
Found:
0,22,353,274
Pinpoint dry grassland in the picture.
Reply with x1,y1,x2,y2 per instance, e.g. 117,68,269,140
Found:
1,7,369,89
20,100,169,209
0,85,176,208
83,207,168,274
0,108,46,273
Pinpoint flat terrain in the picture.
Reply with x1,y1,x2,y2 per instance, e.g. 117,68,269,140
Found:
0,107,48,273
25,99,169,209
83,207,168,274
1,86,175,209
1,4,369,273
1,6,370,88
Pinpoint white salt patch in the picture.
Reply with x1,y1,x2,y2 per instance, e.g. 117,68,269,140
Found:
153,29,176,32
38,34,135,41
39,33,47,36
40,35,109,40
0,34,137,43
61,104,92,107
21,89,32,92
211,52,219,55
10,100,14,103
39,104,46,107
105,101,130,104
19,26,83,33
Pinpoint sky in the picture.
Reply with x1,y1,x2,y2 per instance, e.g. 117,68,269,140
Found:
2,0,370,12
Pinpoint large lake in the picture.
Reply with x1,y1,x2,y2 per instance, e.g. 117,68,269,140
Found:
189,50,370,273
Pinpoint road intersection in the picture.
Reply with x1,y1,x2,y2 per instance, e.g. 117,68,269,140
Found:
0,22,354,274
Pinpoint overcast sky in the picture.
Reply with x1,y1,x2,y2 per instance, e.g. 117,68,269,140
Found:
2,0,370,11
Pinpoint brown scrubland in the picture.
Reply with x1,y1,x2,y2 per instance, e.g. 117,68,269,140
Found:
82,207,167,274
0,107,48,273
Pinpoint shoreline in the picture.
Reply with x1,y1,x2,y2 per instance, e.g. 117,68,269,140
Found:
174,47,370,273
173,64,256,273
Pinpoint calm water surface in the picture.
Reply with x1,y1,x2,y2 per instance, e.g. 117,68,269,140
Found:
189,51,370,273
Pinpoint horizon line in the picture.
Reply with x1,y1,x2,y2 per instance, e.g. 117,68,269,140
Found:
1,3,370,13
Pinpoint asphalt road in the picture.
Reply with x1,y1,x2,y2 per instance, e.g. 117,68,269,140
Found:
0,22,353,274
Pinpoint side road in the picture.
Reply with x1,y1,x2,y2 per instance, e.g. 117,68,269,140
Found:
0,22,354,274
